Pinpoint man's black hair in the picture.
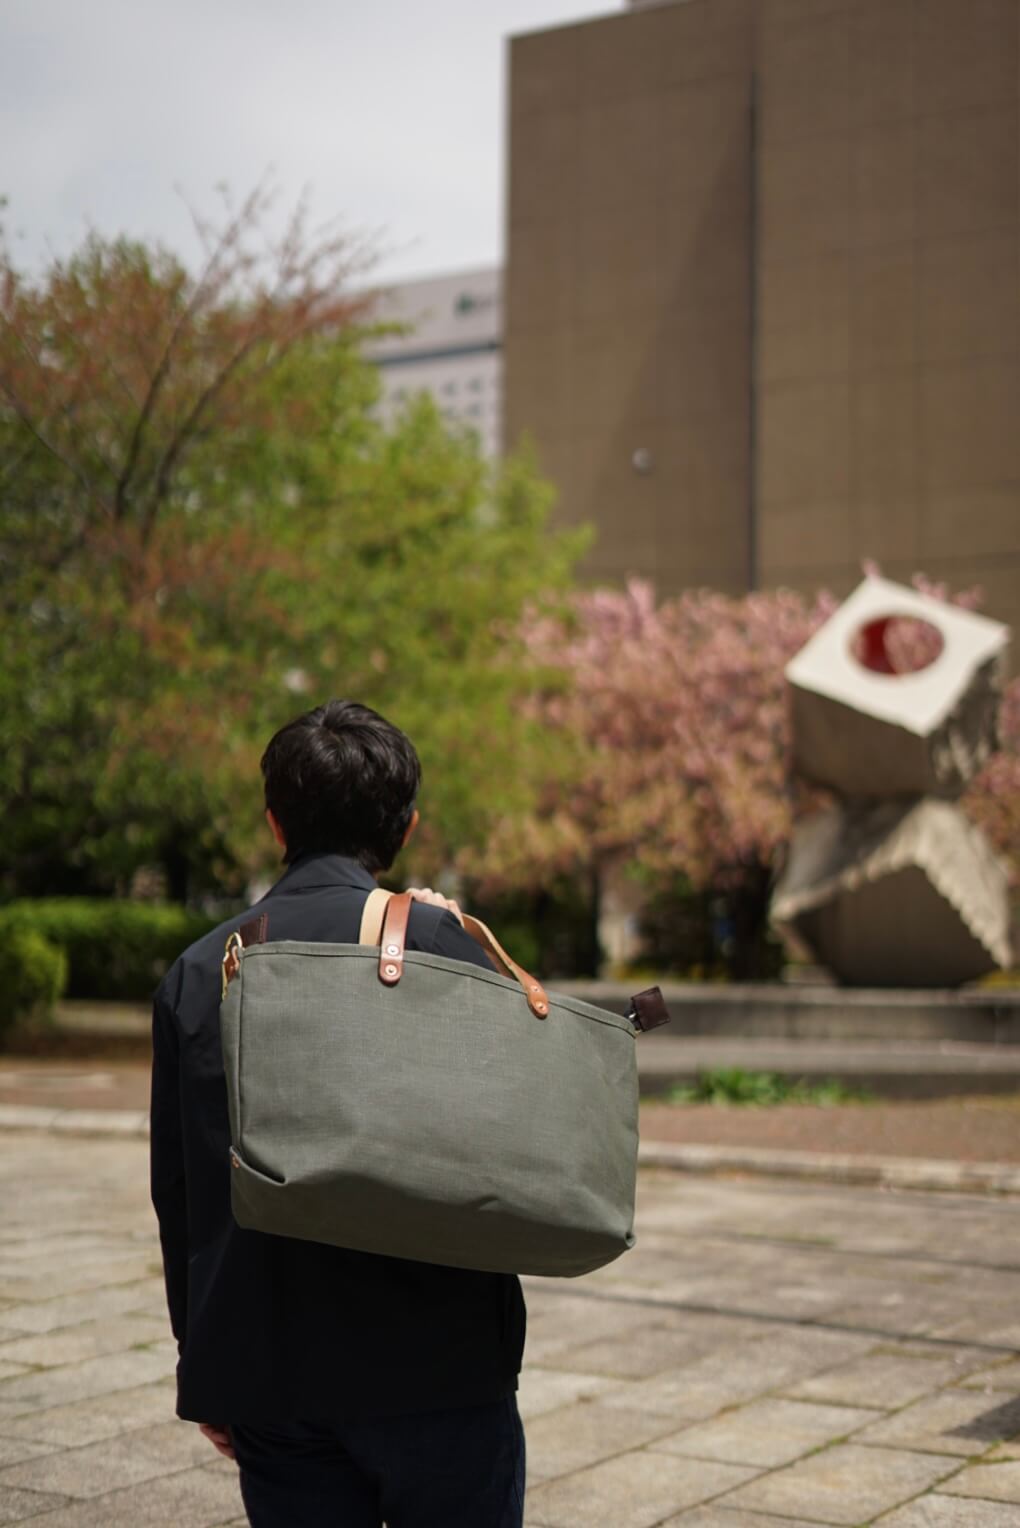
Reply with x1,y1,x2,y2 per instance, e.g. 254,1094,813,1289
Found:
260,699,422,872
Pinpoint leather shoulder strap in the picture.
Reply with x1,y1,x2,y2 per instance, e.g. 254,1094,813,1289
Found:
359,887,393,945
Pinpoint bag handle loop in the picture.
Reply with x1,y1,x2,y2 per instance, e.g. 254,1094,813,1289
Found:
460,913,549,1019
364,889,549,1019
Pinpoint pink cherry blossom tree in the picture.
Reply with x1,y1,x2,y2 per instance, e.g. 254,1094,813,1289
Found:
465,573,1017,978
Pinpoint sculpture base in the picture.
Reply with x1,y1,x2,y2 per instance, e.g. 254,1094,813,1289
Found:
771,798,1012,987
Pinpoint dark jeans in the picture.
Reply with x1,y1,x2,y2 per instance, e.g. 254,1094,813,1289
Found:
231,1396,526,1528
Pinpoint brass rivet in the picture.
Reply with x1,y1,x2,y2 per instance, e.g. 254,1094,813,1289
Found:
384,963,398,977
386,944,399,955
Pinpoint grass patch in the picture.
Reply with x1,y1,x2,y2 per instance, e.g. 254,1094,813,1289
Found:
666,1067,872,1106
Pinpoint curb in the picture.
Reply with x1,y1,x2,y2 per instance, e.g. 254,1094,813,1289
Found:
639,1139,1020,1196
0,1104,149,1138
1,1103,1018,1195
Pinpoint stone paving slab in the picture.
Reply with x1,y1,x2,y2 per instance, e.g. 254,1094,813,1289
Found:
532,1313,757,1381
652,1396,879,1468
853,1387,1020,1456
0,1483,71,1522
0,1436,55,1468
0,1460,240,1526
719,1441,961,1523
515,1366,618,1419
782,1344,1001,1408
0,1346,178,1415
0,1418,211,1499
961,1355,1020,1392
0,1133,1019,1523
0,1279,166,1337
526,1452,760,1527
936,1456,1020,1503
880,1498,1020,1526
524,1398,678,1482
0,1381,177,1449
661,1512,831,1528
591,1327,879,1422
0,1313,168,1370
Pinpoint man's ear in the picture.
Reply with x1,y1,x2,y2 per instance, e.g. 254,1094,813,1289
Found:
401,807,420,848
265,807,287,852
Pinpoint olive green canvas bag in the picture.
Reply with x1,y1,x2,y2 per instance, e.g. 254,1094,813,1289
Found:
219,890,668,1278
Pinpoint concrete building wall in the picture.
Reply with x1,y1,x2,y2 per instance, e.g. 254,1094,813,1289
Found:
755,0,1020,633
505,0,756,593
505,0,1020,634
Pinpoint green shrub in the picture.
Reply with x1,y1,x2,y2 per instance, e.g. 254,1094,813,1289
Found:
669,1067,870,1106
0,900,219,1001
0,925,68,1038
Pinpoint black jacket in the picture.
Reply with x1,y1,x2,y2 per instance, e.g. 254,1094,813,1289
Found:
150,850,526,1422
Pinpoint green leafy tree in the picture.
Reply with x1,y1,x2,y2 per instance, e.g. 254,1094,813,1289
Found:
0,190,585,900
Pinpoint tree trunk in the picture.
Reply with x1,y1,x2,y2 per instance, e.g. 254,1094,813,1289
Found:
162,840,191,905
726,864,774,980
586,861,602,978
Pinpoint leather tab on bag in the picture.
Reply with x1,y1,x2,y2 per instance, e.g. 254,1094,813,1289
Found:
239,913,269,947
378,891,412,986
627,986,671,1034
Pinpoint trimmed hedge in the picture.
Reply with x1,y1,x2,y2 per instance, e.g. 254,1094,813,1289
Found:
0,926,68,1038
0,900,219,1002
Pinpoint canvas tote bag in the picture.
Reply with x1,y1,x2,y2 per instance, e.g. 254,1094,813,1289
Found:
219,889,668,1277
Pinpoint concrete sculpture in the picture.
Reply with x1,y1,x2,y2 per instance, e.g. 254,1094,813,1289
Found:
772,576,1011,987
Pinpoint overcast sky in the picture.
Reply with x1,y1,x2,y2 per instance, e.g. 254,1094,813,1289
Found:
2,0,621,283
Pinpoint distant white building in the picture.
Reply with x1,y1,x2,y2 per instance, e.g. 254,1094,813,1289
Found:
363,267,502,458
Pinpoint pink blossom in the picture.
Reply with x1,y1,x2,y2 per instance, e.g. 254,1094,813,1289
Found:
473,573,1019,895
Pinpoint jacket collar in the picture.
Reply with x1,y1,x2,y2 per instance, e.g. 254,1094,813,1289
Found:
263,850,378,898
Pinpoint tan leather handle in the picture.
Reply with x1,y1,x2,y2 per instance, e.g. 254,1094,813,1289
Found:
359,887,392,946
366,890,549,1019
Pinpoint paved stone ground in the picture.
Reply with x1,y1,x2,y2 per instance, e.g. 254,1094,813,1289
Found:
1,1136,1019,1525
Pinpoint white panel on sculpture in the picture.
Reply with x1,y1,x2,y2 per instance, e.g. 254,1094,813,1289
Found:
786,575,1009,798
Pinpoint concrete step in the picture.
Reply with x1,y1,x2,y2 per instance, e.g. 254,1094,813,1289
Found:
52,991,1020,1098
636,1034,1020,1099
559,979,1020,1045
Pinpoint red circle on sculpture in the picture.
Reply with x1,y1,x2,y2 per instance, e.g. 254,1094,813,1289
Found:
850,615,944,675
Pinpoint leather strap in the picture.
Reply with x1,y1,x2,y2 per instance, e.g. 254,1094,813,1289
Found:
461,914,549,1018
365,889,549,1019
378,891,412,986
359,887,392,946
